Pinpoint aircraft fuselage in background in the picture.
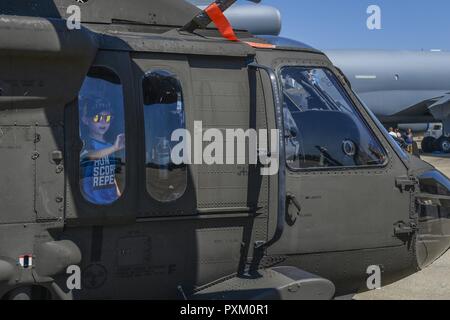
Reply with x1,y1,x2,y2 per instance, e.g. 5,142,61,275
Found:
326,50,450,127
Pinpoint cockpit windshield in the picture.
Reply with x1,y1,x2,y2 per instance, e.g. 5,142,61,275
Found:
280,67,387,169
282,68,354,113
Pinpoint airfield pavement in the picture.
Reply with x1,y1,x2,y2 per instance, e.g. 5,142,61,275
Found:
354,153,450,300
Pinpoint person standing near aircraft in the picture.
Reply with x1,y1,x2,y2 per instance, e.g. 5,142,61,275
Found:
405,128,414,154
388,127,397,138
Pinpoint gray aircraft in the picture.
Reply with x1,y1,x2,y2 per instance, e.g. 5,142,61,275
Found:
326,50,450,153
0,0,449,300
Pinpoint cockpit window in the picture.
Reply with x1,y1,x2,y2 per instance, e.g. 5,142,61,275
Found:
280,67,387,169
143,70,187,202
353,93,409,161
78,67,126,205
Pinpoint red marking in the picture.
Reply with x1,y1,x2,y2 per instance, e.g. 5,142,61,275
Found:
242,41,277,49
204,3,275,49
205,3,238,41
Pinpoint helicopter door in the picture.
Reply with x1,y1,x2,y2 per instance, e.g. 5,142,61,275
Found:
132,54,271,221
131,53,194,217
131,53,272,289
264,62,412,254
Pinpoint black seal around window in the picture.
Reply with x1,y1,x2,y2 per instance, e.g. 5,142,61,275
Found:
78,66,126,205
280,66,387,170
142,70,187,202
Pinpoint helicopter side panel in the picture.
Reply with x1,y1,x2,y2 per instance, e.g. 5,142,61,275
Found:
26,48,272,299
0,126,36,224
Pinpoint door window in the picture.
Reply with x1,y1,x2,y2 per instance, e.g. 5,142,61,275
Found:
143,70,187,202
78,67,126,205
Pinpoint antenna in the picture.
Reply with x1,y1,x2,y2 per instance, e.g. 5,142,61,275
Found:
181,0,261,33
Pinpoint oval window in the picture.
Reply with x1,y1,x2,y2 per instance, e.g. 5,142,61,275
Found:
143,70,187,202
78,67,126,205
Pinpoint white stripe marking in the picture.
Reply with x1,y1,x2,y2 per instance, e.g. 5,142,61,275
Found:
355,75,377,79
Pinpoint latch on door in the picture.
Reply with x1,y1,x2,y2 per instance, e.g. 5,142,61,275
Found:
395,176,418,193
394,221,417,238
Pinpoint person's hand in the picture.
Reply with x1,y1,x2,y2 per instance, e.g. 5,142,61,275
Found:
114,134,125,151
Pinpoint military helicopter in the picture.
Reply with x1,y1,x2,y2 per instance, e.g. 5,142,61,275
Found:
0,0,449,300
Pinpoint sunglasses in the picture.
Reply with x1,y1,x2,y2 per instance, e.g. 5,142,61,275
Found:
92,114,112,123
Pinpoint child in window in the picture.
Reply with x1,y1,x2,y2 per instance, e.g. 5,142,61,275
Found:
79,96,125,205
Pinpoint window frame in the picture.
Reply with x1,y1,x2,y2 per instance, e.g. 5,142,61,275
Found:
141,68,188,204
76,65,128,207
277,64,390,172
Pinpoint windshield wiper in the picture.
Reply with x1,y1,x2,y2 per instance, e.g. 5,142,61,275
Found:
283,90,304,112
297,78,335,111
315,146,343,167
311,83,340,111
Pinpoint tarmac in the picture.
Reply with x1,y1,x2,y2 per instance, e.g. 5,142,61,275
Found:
354,153,450,300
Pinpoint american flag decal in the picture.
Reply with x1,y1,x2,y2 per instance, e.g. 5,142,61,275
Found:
19,255,33,268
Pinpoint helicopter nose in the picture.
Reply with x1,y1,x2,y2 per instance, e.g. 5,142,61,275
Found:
415,170,450,268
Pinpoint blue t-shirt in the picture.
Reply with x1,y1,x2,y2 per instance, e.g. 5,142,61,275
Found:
80,138,119,205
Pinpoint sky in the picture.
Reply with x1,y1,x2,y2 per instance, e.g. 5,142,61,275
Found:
236,0,450,51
